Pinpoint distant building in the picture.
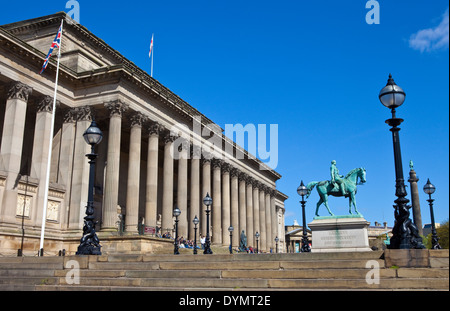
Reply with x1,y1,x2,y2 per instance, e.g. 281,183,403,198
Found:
368,221,392,249
285,220,311,253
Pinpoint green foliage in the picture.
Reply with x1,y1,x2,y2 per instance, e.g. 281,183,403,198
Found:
424,219,449,249
436,219,449,249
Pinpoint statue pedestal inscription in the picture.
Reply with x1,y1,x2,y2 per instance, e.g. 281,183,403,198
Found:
308,215,371,253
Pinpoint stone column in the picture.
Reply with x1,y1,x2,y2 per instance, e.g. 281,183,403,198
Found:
177,139,189,239
125,112,145,233
58,109,77,218
221,163,231,246
259,185,267,252
252,181,260,249
161,132,176,234
189,145,201,240
265,190,272,251
246,177,254,247
102,100,128,230
238,172,247,245
30,96,58,227
145,122,161,232
270,191,277,248
230,168,239,248
68,107,92,230
0,82,32,223
408,168,423,236
212,158,222,245
201,155,211,236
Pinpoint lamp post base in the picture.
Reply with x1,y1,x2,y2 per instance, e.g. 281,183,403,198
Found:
388,203,425,250
76,244,102,255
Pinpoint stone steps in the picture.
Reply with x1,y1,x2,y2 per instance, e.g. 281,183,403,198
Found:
0,250,447,291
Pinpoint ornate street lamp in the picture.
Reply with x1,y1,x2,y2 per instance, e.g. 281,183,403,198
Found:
173,206,181,255
379,74,425,249
297,180,311,252
76,120,103,255
423,179,441,249
255,231,260,254
275,236,279,253
193,215,199,254
228,225,234,254
203,193,213,254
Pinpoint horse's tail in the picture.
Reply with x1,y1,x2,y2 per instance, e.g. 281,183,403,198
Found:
306,181,318,198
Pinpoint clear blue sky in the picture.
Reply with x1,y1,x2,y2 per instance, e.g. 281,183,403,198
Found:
2,1,448,229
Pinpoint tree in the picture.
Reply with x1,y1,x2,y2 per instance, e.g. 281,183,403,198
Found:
424,219,449,249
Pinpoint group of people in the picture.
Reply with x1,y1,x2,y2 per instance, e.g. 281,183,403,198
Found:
159,231,201,249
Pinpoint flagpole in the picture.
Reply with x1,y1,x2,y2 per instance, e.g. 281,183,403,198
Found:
39,19,64,256
151,33,154,77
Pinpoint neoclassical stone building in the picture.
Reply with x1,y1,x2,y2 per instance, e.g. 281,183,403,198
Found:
0,12,287,255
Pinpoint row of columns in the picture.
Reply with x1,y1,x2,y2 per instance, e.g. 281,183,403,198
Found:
0,81,280,252
98,99,279,252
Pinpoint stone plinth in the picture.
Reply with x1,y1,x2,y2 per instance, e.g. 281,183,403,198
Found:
308,215,371,253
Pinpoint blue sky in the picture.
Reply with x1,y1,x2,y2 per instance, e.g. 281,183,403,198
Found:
1,1,448,230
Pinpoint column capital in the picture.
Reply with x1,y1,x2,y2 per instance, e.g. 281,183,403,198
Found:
63,108,78,123
252,179,262,189
148,121,163,136
129,111,147,128
230,167,240,178
78,106,94,122
212,158,223,169
63,106,93,123
105,100,128,118
37,95,59,113
238,171,248,182
7,81,32,101
221,162,232,173
270,188,277,197
163,131,177,144
201,152,213,164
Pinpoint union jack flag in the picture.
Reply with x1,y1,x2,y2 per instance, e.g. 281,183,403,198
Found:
149,34,154,58
40,21,63,74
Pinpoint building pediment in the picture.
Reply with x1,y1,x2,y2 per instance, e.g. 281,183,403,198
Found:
1,12,124,73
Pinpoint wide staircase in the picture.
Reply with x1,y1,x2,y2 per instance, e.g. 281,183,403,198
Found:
0,250,448,291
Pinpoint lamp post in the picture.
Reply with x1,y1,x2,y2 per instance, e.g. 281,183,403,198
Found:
255,232,260,254
193,215,199,254
297,180,311,252
173,206,181,255
379,74,425,249
423,179,441,249
228,226,234,254
275,236,279,253
203,193,213,254
76,120,103,255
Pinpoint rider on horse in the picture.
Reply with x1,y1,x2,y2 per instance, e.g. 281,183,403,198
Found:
330,160,347,196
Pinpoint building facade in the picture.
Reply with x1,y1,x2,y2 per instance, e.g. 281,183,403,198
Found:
0,13,287,255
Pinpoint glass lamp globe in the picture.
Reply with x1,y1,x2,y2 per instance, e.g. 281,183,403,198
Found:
203,193,213,206
379,74,406,109
173,206,181,217
297,180,308,197
193,215,199,226
83,120,103,146
423,179,436,195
